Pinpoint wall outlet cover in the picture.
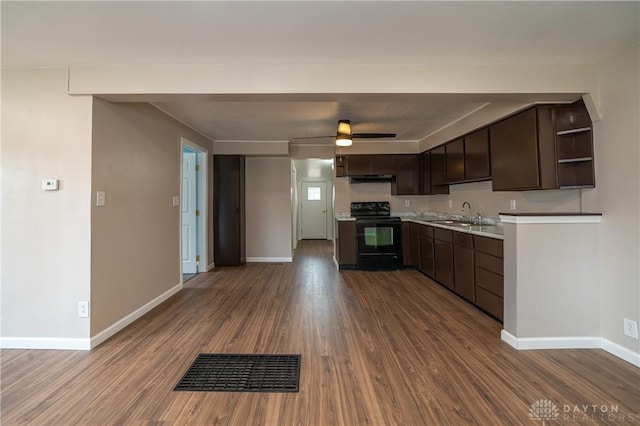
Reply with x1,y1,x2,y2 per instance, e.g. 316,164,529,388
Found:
623,318,639,339
78,301,89,318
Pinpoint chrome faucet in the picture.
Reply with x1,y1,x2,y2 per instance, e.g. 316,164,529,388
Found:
462,201,472,223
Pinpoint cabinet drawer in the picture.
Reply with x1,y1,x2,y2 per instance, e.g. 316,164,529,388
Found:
476,287,503,321
474,235,503,258
453,231,473,249
419,224,434,238
475,252,503,276
475,267,503,297
434,228,453,243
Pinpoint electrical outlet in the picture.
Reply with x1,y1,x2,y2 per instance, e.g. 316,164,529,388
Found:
78,301,89,318
448,199,453,208
509,199,517,210
404,200,410,207
623,318,638,339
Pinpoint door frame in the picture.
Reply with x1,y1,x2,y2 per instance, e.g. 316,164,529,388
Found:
180,138,209,276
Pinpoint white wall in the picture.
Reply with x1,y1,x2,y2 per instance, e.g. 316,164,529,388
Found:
582,43,640,354
245,157,293,261
90,99,213,337
427,181,582,221
1,68,93,346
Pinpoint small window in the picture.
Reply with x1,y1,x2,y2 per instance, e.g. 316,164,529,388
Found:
307,187,321,201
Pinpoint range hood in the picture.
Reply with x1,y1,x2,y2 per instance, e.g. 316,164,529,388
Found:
349,175,393,184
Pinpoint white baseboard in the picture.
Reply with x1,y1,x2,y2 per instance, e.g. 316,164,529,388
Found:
90,282,182,349
246,257,293,263
333,256,339,270
0,336,91,350
207,262,215,271
502,330,640,368
601,338,640,368
500,330,600,350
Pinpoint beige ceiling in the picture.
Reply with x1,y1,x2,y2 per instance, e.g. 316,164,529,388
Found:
2,1,639,144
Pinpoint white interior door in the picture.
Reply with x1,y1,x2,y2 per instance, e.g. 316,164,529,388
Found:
182,152,197,273
301,181,327,239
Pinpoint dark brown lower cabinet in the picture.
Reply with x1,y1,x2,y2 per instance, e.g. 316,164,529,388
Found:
419,224,435,277
474,236,504,321
434,228,454,290
406,221,503,322
453,232,474,302
336,220,356,269
402,222,412,267
409,222,421,269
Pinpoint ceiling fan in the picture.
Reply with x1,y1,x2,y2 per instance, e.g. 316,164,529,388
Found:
294,119,396,147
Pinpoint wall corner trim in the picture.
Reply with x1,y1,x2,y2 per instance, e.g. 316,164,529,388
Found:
502,330,640,368
0,337,91,350
207,262,215,271
601,338,640,368
90,282,183,349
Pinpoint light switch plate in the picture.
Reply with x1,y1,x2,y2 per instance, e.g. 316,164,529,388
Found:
96,191,106,207
173,196,180,207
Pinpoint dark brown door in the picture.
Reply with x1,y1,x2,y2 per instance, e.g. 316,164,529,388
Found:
430,146,447,188
214,155,245,266
392,155,420,195
453,232,474,302
434,228,454,289
345,155,372,175
371,155,397,175
409,222,421,269
420,235,435,277
464,128,490,181
445,139,465,183
490,108,540,190
338,221,357,266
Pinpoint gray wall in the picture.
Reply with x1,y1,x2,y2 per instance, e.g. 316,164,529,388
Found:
90,99,213,335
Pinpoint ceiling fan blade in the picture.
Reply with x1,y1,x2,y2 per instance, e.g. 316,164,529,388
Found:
352,133,397,139
292,135,334,140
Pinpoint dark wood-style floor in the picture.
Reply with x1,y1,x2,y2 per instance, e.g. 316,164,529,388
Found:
2,241,639,425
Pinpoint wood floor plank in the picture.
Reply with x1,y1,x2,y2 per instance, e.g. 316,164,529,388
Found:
1,240,639,425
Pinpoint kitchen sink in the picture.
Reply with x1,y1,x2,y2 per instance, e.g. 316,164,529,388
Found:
429,219,472,226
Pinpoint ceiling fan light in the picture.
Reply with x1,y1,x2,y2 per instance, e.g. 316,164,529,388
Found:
336,134,352,146
337,120,351,135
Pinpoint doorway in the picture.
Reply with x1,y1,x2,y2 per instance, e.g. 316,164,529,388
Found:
181,138,208,283
301,181,327,239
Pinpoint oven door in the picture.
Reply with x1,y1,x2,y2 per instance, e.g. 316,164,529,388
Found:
355,219,403,270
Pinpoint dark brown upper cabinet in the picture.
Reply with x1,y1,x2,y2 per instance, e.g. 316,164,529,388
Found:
445,138,465,183
430,146,448,189
342,154,397,176
490,106,557,191
490,102,594,191
420,152,449,195
344,155,372,176
464,128,491,181
392,155,420,195
371,154,397,175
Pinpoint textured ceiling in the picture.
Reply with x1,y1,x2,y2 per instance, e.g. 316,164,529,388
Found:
2,1,638,143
